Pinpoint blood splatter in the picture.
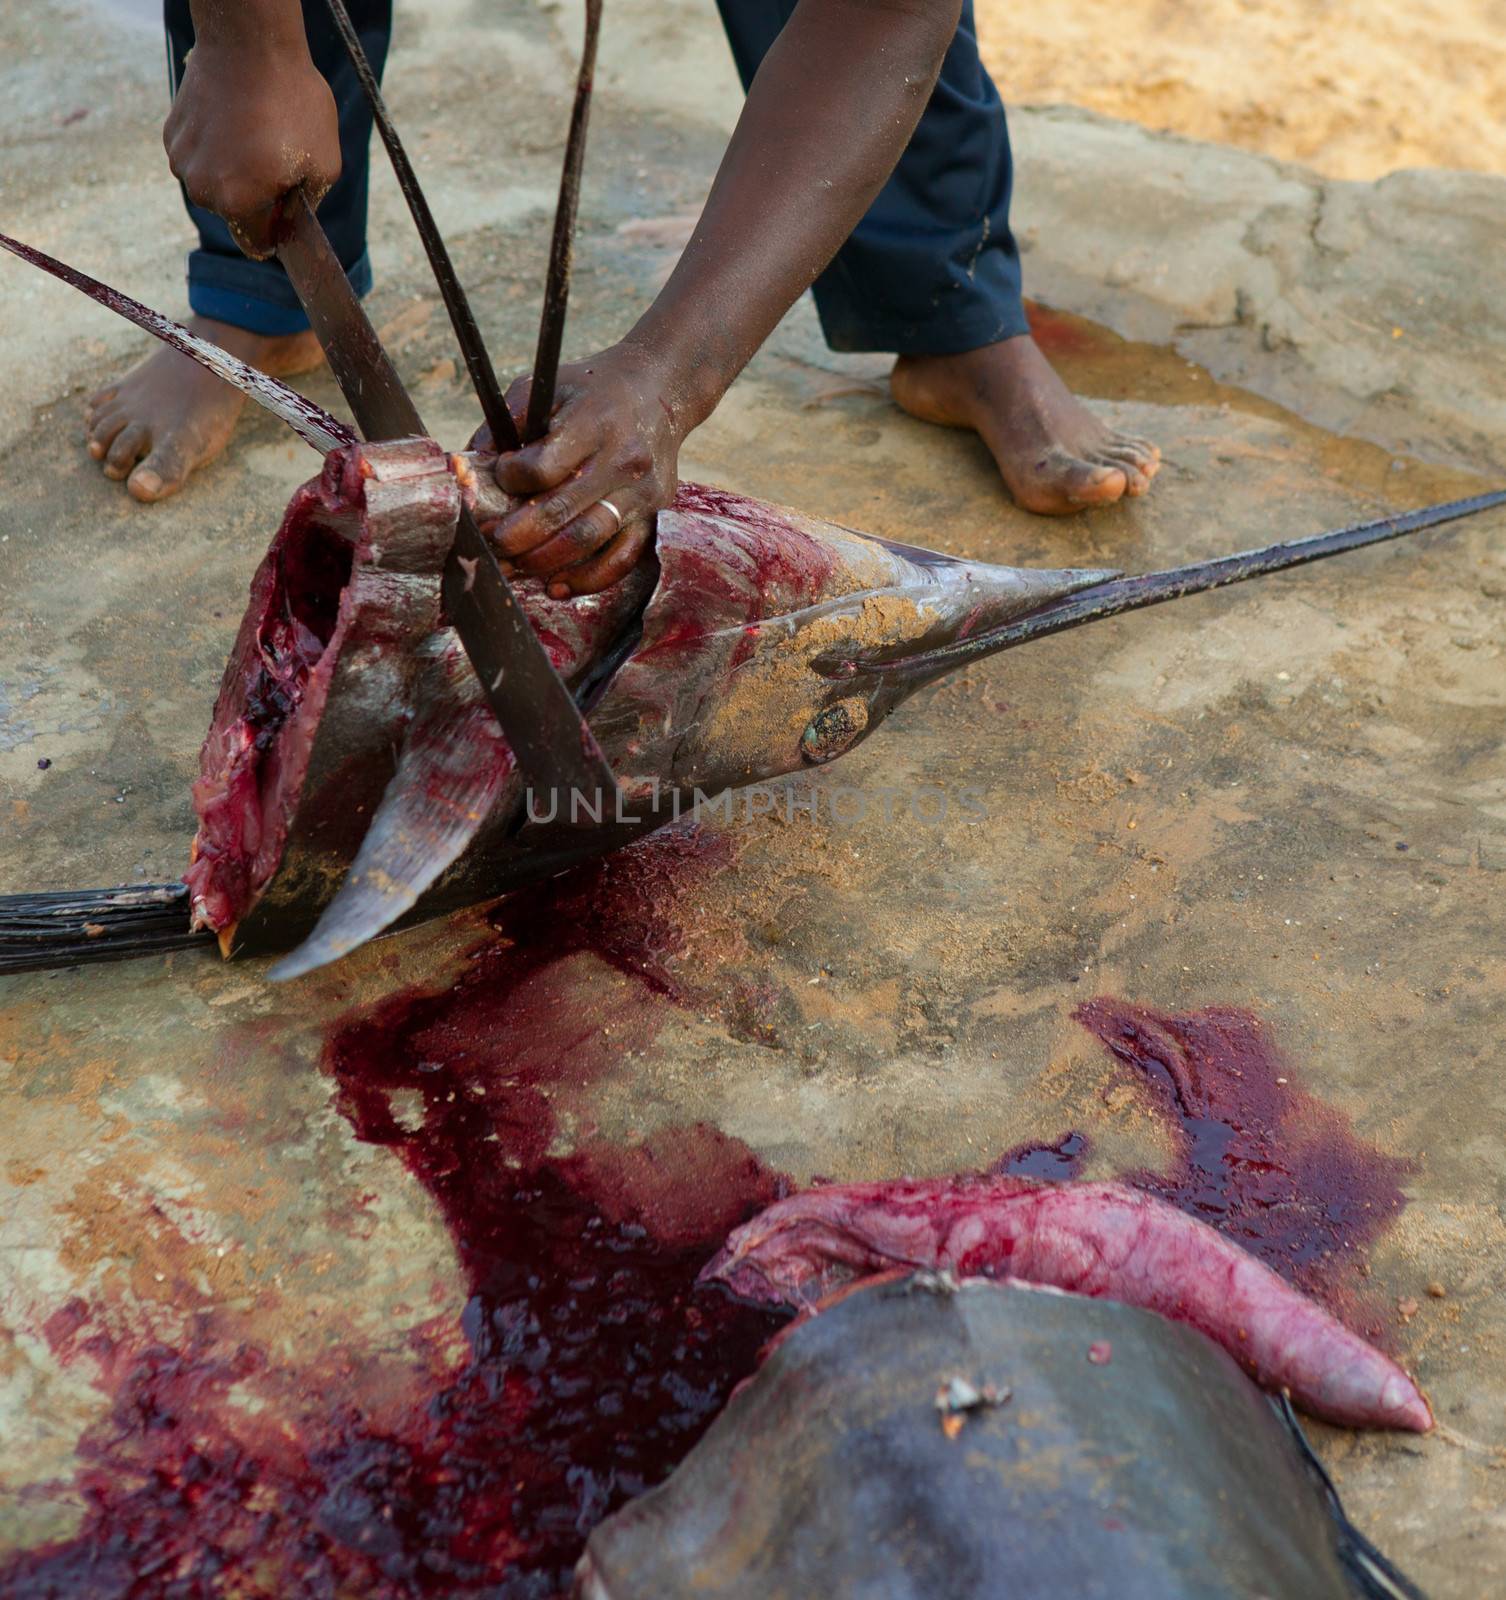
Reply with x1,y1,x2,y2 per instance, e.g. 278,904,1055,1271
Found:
5,947,1414,1593
994,1130,1090,1181
1072,998,1412,1307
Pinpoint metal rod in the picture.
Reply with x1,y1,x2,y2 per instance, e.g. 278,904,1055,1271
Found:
524,0,603,443
837,489,1506,683
322,0,523,451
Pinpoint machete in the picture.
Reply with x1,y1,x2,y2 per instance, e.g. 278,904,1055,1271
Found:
0,231,355,455
273,189,616,813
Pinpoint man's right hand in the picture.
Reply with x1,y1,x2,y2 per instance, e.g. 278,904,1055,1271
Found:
164,14,340,260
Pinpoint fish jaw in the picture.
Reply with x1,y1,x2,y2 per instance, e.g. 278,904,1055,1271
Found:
704,1174,1432,1432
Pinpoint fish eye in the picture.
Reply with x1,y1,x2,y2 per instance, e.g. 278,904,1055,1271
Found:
801,698,870,765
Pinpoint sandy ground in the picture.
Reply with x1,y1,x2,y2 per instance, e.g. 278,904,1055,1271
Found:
979,0,1506,178
3,0,1506,1595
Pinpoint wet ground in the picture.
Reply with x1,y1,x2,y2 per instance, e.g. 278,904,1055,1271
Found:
3,0,1506,1594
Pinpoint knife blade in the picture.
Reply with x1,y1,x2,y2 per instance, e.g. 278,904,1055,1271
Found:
273,190,618,813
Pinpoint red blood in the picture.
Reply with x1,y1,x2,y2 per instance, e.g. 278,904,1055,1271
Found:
998,1004,1410,1320
4,828,790,1598
706,999,1426,1429
1072,999,1411,1306
6,970,1418,1589
995,1130,1089,1180
41,1295,89,1352
1023,301,1116,360
1087,1341,1112,1365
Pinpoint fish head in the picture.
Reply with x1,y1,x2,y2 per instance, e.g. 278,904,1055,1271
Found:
197,466,1119,972
590,486,1119,801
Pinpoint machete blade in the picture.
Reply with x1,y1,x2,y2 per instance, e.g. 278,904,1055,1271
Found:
319,0,521,452
0,230,356,454
524,0,603,441
269,195,619,974
272,196,615,801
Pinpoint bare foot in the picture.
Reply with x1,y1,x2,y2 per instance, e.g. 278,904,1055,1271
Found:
85,318,324,503
891,334,1160,515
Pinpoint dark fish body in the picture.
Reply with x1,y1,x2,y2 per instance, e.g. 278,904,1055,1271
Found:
184,440,1115,960
575,1276,1421,1600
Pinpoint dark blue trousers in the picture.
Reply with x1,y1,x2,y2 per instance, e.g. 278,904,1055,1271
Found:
714,0,1026,352
165,0,391,335
170,0,1027,353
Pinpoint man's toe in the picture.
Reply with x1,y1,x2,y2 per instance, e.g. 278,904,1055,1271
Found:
1012,452,1127,514
102,423,150,480
1061,457,1128,508
128,443,190,503
1095,447,1151,495
1111,434,1161,469
1103,441,1161,484
87,408,129,459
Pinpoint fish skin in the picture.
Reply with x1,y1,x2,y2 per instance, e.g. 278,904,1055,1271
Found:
702,1173,1433,1433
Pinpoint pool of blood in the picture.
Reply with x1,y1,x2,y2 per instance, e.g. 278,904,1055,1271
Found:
993,1129,1090,1181
316,844,793,1591
6,951,1413,1594
4,827,793,1599
1069,998,1412,1311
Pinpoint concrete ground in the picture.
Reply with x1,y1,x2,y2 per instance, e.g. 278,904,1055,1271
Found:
3,0,1505,1593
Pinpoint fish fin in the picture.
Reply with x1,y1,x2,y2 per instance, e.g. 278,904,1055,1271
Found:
1274,1395,1429,1600
0,230,356,455
269,648,515,980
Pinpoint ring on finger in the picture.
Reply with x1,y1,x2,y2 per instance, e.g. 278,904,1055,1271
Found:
597,498,624,532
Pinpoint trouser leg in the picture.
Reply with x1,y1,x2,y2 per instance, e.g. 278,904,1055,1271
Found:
712,0,1028,354
164,0,393,335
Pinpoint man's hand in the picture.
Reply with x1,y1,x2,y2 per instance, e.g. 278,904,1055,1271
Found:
477,0,957,598
164,4,340,259
478,343,686,598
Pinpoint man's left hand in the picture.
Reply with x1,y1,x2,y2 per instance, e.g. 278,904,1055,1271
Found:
476,342,687,598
